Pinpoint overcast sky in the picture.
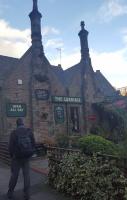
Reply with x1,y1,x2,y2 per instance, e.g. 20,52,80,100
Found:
0,0,127,88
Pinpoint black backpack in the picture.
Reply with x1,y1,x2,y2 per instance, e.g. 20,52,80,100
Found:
15,128,35,158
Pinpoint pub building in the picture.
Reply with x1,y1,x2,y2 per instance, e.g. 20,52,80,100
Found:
0,0,117,143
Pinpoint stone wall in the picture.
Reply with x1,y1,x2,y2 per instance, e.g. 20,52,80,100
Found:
0,48,99,142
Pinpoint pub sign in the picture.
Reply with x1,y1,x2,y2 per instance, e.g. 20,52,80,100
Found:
35,89,49,100
52,96,82,104
6,103,27,117
54,106,64,124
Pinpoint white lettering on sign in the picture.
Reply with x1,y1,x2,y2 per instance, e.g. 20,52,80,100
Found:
53,96,82,103
10,105,24,112
6,103,26,117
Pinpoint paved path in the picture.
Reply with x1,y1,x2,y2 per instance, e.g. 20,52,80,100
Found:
0,161,71,200
30,157,49,175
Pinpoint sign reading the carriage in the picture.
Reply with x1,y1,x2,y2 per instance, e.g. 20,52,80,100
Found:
52,96,82,104
6,103,27,117
54,106,64,124
35,89,49,100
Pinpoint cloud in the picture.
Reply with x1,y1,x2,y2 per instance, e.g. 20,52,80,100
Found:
90,48,127,88
121,28,127,45
0,19,126,89
50,50,80,67
50,47,127,88
0,19,60,58
0,20,30,42
98,0,127,22
0,40,30,58
45,38,64,48
0,19,31,57
42,26,60,36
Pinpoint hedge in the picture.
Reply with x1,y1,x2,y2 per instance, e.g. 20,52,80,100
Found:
49,153,127,200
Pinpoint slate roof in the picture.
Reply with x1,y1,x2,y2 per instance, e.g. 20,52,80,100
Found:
51,62,116,97
50,63,82,87
63,63,81,86
52,61,116,97
51,65,65,84
94,70,116,96
0,55,19,81
0,53,116,98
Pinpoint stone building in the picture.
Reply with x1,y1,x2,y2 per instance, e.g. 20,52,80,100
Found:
0,0,117,142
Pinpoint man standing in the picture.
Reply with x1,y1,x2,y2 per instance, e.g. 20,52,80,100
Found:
7,118,35,200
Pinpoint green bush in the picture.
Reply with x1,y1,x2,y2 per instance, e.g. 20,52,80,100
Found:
78,135,118,155
55,133,69,148
49,154,127,200
93,103,127,142
117,140,127,158
69,136,81,149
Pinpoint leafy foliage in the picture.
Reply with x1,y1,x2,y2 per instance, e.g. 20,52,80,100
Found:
49,154,127,200
90,125,106,137
78,135,118,155
117,138,127,158
93,102,127,142
69,136,81,149
55,133,69,148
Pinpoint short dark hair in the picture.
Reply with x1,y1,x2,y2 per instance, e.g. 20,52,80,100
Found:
16,118,24,127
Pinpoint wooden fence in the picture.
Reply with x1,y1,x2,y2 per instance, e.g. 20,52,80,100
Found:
47,146,80,161
47,146,127,171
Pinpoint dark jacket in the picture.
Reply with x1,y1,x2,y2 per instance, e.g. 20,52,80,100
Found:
9,126,35,158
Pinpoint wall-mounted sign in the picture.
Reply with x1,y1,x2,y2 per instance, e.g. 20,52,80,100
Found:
54,106,64,124
52,96,82,104
6,103,26,117
35,89,49,100
87,115,96,121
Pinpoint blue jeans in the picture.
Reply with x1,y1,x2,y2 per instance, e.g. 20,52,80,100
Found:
8,158,30,199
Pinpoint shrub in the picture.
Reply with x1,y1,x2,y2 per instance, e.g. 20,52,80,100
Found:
93,103,127,142
69,136,81,149
49,154,127,200
117,139,127,158
78,135,118,155
55,133,69,148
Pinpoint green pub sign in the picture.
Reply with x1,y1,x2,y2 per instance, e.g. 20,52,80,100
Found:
6,103,27,117
52,96,82,104
54,106,64,124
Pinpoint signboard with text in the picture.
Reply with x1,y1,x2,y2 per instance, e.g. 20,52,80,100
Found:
52,96,82,104
35,89,49,100
54,106,64,124
87,115,96,121
6,103,27,117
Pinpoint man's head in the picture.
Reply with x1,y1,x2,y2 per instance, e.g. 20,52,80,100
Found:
16,118,24,127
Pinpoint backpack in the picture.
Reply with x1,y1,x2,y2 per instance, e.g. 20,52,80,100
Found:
15,128,35,158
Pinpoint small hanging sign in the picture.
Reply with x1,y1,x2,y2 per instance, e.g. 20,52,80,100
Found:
35,89,49,100
87,115,96,121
